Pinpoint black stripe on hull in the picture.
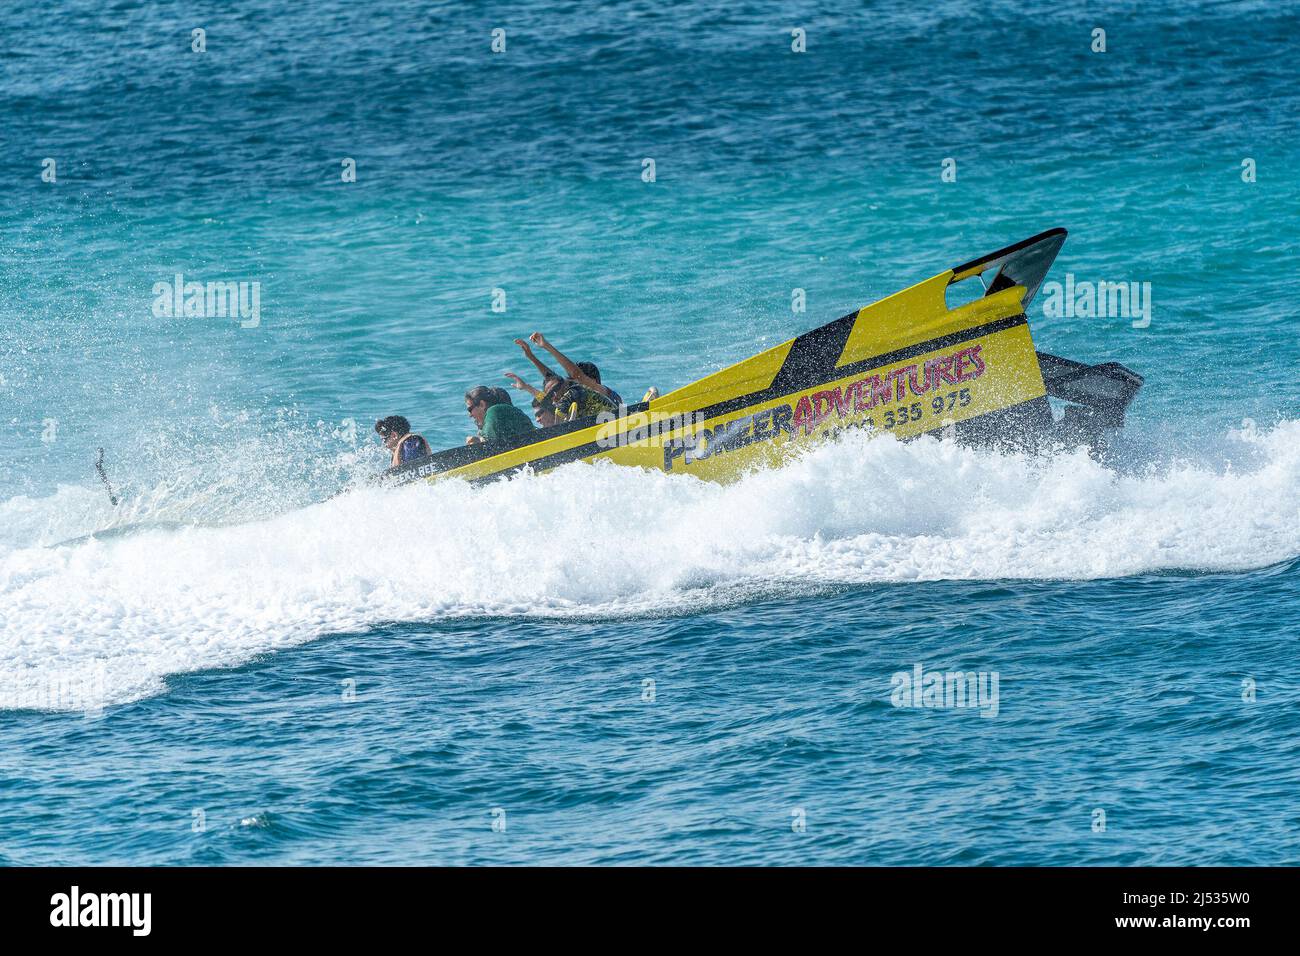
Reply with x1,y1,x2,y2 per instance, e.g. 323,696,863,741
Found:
765,311,859,395
699,314,1027,422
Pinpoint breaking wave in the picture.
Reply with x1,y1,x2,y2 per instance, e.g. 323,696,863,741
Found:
3,418,1299,711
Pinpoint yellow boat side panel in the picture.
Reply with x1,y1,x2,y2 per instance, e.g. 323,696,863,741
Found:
836,277,1027,369
653,339,793,412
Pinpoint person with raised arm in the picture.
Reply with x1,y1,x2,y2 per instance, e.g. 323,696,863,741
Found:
525,331,623,419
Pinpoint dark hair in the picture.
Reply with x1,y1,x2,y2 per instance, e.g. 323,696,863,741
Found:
576,361,601,384
375,415,410,438
465,386,506,408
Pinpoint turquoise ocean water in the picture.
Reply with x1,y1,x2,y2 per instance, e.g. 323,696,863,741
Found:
2,0,1299,864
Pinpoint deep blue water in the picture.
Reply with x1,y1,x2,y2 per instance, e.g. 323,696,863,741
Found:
1,0,1298,865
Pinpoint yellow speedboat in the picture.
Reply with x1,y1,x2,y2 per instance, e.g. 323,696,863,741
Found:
387,228,1142,486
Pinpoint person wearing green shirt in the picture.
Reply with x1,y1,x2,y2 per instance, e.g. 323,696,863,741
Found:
465,385,536,446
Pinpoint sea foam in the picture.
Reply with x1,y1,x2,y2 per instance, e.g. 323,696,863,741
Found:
3,419,1298,711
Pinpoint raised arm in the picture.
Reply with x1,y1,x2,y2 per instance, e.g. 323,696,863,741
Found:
514,338,557,382
504,371,542,399
528,332,603,393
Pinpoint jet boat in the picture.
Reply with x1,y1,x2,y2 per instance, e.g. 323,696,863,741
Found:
385,228,1142,487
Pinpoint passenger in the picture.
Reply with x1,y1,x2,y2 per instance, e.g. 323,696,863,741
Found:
464,385,536,446
511,335,613,421
528,377,567,428
527,332,623,410
550,373,634,421
375,415,432,467
546,378,605,422
531,395,559,428
505,368,564,405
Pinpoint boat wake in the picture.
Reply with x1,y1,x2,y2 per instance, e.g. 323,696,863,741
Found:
2,418,1298,712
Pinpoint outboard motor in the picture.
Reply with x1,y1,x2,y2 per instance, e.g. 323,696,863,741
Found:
1036,351,1144,454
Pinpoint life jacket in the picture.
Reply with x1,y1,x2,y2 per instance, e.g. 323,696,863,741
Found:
391,433,431,467
553,382,618,421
